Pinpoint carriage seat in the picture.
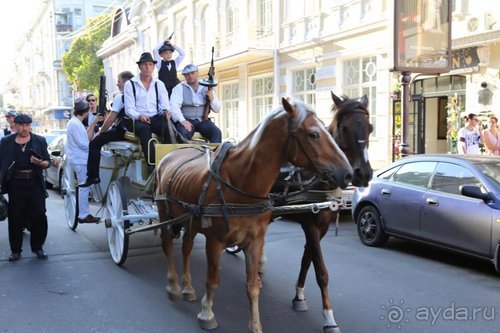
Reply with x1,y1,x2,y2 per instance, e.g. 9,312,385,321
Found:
103,140,141,159
123,131,161,143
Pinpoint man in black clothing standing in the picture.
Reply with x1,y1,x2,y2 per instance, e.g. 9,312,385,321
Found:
0,114,50,261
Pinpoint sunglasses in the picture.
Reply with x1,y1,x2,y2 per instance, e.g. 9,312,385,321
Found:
87,99,97,102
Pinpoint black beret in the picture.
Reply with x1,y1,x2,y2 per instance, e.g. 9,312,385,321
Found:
14,114,32,124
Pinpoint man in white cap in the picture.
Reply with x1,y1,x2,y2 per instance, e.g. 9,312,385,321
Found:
0,110,19,138
170,64,222,143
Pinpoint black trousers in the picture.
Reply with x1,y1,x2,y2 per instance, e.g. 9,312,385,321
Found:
125,115,171,164
8,178,47,253
87,127,125,180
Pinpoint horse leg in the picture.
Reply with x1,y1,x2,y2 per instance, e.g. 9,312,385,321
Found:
244,237,265,333
181,224,197,301
292,221,315,312
160,228,183,301
310,211,341,333
197,237,223,330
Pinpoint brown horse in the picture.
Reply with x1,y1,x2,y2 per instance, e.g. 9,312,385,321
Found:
271,92,373,333
155,98,353,333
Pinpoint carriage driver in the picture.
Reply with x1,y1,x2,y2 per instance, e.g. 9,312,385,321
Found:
170,64,222,143
124,52,172,172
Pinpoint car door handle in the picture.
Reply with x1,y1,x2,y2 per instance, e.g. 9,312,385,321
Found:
426,198,439,206
381,189,391,196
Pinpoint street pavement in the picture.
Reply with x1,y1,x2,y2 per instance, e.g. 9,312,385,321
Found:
0,190,499,333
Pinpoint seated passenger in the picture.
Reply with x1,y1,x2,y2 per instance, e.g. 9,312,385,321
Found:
82,71,134,187
170,64,222,143
123,52,172,172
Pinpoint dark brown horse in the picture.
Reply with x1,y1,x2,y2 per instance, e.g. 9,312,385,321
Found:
270,92,373,333
155,98,353,333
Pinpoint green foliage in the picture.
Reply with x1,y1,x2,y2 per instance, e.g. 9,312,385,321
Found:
62,13,111,94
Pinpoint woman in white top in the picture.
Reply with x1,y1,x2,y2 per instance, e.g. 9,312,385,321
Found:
482,115,500,155
65,99,103,223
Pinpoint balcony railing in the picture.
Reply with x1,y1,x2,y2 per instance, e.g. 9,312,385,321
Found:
56,24,73,32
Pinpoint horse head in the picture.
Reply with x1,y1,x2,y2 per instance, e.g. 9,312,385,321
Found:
329,92,373,187
281,97,353,189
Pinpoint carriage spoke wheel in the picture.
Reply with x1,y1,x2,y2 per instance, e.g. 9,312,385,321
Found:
105,181,130,266
61,167,79,231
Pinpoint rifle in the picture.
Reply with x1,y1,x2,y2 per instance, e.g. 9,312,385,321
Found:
199,46,217,121
96,75,107,131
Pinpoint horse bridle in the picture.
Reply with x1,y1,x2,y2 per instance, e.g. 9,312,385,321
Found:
333,107,370,162
284,115,334,183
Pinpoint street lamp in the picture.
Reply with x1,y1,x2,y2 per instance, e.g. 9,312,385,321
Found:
392,0,452,157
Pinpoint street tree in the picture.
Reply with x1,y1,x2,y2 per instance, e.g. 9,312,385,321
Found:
62,13,111,93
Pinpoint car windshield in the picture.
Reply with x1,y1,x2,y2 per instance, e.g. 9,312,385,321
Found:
474,160,500,192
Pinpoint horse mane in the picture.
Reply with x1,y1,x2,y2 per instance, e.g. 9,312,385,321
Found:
249,99,313,149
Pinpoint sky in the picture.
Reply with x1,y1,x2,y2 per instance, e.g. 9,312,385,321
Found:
0,0,40,86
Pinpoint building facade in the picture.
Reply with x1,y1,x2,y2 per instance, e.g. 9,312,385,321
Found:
2,0,120,131
5,0,500,167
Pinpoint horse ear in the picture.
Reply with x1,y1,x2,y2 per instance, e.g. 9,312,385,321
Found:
282,97,297,117
282,97,291,111
360,95,369,108
331,91,343,106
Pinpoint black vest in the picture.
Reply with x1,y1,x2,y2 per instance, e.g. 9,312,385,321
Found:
158,60,180,96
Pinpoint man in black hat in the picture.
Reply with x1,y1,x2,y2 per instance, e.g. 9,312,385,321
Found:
123,52,172,171
153,38,185,97
0,114,50,261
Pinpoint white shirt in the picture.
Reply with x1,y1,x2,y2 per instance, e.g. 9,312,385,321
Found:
169,82,221,123
153,43,185,70
111,93,124,113
124,75,171,120
457,127,481,155
65,117,89,165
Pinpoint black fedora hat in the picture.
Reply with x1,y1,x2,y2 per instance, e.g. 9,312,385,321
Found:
136,52,157,64
14,114,32,124
159,43,175,54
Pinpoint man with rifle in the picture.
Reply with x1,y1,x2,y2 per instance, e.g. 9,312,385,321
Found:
170,59,221,143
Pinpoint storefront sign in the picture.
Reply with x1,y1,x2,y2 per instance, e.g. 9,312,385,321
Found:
451,47,479,70
393,0,452,73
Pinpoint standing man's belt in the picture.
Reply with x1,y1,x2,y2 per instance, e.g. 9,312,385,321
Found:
13,169,37,180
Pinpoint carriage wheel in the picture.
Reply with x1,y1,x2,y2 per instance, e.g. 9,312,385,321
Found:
61,167,79,231
105,180,130,266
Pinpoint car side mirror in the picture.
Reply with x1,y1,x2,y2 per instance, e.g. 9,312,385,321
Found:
460,185,490,202
51,150,61,157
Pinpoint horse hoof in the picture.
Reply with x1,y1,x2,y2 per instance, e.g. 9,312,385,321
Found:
198,316,218,330
292,298,308,312
323,325,341,333
166,286,182,301
182,291,197,302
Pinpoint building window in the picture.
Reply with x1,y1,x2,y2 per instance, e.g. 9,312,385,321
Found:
221,82,239,140
344,56,377,136
74,8,82,16
224,0,238,47
257,0,272,37
292,68,316,107
251,76,274,127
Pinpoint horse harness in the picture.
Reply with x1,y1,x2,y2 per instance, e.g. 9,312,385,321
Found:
155,142,273,232
154,112,341,232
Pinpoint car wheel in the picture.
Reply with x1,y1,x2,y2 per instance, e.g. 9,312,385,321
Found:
356,205,388,247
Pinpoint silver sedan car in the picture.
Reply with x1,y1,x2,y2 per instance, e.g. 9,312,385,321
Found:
352,155,500,273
